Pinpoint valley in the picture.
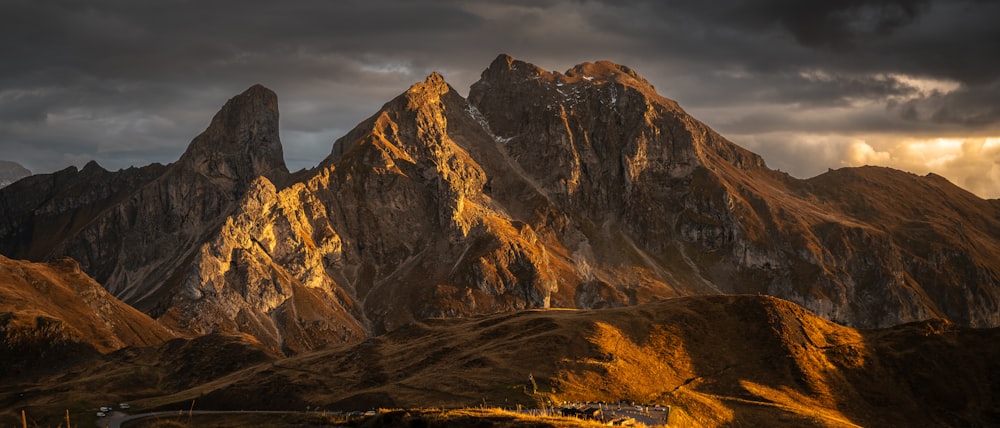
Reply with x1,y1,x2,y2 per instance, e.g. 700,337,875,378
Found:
4,295,999,427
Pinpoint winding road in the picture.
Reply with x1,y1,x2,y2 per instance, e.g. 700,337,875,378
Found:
98,410,310,428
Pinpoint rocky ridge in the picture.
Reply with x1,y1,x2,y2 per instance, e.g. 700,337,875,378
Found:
1,55,999,353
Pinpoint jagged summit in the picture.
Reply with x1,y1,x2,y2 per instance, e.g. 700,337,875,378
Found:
478,54,658,94
565,60,657,90
327,71,465,166
479,53,550,81
399,72,458,113
413,71,449,91
179,84,288,184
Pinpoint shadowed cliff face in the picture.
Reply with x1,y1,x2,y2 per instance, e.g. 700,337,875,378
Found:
179,84,288,185
2,55,1000,353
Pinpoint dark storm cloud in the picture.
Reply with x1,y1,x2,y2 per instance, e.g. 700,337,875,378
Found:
730,0,931,51
0,0,482,81
577,0,1000,124
583,0,999,85
0,0,492,172
0,0,997,195
895,81,1000,126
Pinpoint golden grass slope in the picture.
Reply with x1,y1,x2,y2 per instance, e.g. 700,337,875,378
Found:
1,290,995,427
118,295,999,427
0,254,175,357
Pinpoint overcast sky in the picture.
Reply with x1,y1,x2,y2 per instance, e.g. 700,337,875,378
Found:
2,0,998,197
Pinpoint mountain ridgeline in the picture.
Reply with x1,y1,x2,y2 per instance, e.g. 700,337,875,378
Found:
2,54,999,354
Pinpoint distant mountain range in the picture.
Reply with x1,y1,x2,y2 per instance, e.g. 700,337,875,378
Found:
2,54,1000,355
0,160,29,188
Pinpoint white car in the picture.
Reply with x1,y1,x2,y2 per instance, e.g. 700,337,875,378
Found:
120,403,131,409
100,407,112,413
96,412,106,417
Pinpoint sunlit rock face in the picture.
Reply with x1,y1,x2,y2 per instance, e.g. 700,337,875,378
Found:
3,55,1000,353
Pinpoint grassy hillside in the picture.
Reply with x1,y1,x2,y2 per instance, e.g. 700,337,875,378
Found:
139,296,1000,426
3,295,998,427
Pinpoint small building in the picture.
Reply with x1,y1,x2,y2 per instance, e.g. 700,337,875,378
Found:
579,407,602,420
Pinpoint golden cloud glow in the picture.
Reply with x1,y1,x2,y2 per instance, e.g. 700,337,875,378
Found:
886,74,961,99
844,136,1000,199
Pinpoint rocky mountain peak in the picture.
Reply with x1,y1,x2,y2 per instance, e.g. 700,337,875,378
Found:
400,72,456,112
327,71,468,167
564,60,657,92
411,72,449,93
468,54,740,208
477,54,655,93
480,53,552,82
179,84,288,184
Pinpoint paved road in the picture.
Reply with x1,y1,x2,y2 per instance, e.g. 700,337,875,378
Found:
99,406,670,427
98,410,307,428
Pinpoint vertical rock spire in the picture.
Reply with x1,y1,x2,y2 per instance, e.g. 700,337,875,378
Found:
180,84,288,184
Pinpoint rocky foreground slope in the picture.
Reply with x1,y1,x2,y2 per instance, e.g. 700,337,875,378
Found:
2,55,999,353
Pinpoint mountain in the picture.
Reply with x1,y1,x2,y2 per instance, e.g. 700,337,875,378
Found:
465,55,1000,328
0,86,304,352
0,160,30,188
0,255,176,377
7,296,997,427
2,55,1000,353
